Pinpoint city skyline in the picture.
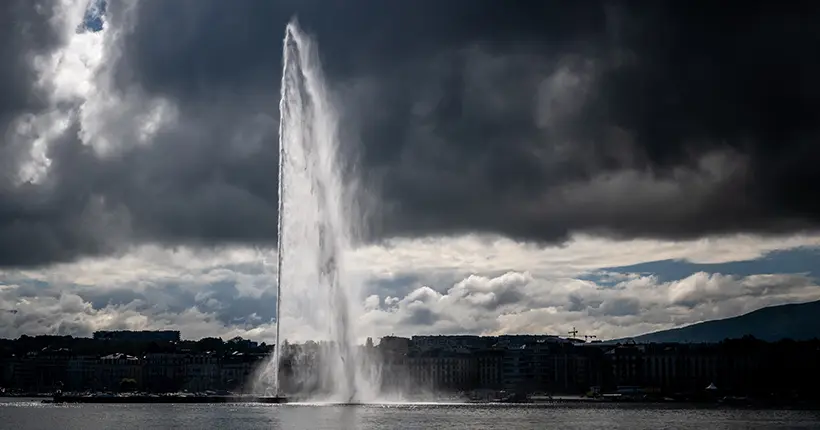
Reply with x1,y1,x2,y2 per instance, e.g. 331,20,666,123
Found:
3,329,817,401
2,0,820,345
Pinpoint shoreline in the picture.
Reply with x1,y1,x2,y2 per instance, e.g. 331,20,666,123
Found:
9,394,812,410
45,395,288,404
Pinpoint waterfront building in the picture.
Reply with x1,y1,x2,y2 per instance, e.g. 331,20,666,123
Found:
96,353,142,391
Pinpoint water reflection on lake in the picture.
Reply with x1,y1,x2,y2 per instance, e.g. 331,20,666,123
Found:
2,398,819,430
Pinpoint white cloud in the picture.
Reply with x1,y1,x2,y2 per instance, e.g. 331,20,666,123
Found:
0,282,280,341
2,233,817,342
358,269,818,341
350,232,820,278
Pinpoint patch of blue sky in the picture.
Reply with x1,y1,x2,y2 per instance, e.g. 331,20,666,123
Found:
80,0,106,33
581,247,820,285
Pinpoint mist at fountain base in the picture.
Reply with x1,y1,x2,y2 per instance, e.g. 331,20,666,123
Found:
251,342,460,404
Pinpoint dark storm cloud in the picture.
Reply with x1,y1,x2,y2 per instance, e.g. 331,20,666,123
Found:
87,107,279,245
2,0,820,266
0,1,62,177
353,0,820,243
0,1,62,117
0,0,114,267
105,0,820,244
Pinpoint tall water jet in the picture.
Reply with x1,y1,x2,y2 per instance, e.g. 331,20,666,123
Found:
258,20,380,403
271,18,288,398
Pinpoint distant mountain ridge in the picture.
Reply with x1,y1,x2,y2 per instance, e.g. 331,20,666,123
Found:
616,300,820,343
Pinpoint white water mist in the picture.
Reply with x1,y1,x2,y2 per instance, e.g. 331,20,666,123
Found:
254,20,381,403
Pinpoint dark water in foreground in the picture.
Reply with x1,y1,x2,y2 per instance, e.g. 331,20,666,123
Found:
2,398,819,429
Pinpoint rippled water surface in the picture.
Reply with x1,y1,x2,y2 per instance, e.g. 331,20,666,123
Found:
2,398,819,429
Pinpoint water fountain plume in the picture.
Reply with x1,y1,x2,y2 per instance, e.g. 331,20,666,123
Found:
254,20,381,403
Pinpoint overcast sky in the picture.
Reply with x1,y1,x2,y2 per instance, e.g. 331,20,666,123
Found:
2,0,820,342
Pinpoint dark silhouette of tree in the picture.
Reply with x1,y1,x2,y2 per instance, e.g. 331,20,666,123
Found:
119,378,138,392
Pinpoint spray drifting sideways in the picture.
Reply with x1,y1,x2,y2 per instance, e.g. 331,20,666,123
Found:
254,20,381,403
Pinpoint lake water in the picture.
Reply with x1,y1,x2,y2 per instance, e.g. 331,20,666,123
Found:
2,398,819,429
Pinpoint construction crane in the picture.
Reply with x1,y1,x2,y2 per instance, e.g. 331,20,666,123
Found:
567,328,599,343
